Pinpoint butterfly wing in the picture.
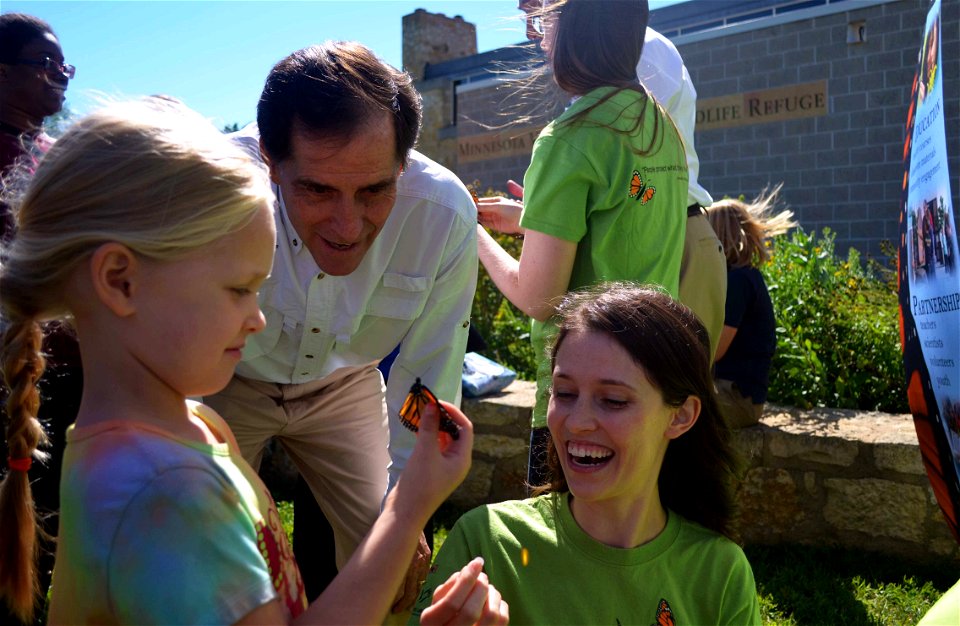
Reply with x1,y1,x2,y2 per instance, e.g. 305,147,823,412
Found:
653,599,675,626
399,378,426,432
629,170,643,199
640,185,656,205
399,378,461,440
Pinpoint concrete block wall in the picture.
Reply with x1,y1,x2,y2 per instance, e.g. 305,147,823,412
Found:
459,381,960,562
680,0,959,260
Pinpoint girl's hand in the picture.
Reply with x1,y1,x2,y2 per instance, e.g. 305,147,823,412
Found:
477,196,524,235
420,558,510,626
394,401,473,516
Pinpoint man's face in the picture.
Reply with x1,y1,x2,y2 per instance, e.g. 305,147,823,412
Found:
1,32,68,122
265,112,400,276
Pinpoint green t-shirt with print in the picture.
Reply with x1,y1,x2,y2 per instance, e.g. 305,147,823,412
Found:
519,87,688,427
411,494,761,626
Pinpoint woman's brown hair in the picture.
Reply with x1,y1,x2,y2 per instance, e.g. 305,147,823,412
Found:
545,0,675,157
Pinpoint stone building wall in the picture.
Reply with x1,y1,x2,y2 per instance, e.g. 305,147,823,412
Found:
403,9,478,171
402,9,477,81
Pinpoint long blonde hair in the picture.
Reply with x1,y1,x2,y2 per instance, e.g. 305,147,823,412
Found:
0,99,272,621
706,184,797,268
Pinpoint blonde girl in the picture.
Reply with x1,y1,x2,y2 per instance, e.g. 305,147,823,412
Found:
706,184,796,428
0,100,505,625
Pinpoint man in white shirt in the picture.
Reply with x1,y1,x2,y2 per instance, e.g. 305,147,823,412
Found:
638,28,727,359
206,41,477,612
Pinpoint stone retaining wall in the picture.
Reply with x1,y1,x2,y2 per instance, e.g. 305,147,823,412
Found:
459,381,960,563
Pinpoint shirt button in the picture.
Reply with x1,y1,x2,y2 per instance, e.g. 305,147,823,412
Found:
462,321,469,328
317,272,325,280
311,328,321,333
301,372,309,376
305,354,314,359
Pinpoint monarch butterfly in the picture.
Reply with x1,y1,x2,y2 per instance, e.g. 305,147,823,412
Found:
629,170,656,204
653,598,675,626
399,378,460,440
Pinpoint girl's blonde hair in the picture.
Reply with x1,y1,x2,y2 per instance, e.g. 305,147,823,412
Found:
706,183,797,268
0,99,272,621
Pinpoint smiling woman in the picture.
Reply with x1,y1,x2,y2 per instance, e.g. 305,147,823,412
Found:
412,283,762,626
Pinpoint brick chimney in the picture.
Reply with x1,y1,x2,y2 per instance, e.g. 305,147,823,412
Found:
402,9,478,81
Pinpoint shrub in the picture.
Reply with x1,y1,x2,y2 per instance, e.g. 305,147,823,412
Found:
471,232,538,381
762,228,907,413
469,213,907,413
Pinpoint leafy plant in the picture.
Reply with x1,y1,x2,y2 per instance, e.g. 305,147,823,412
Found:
469,199,907,413
469,183,538,380
471,232,537,381
762,228,906,413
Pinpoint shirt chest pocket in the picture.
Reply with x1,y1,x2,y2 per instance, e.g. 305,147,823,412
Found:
364,272,433,321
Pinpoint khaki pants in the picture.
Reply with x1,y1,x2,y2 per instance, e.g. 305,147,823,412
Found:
680,211,727,361
206,366,389,568
715,378,764,429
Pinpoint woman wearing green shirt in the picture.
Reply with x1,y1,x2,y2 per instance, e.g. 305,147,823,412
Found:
477,0,689,485
413,285,761,625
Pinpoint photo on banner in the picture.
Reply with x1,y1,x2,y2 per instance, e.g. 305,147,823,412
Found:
898,0,959,542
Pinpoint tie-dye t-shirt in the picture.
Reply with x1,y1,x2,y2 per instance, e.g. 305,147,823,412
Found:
48,401,307,624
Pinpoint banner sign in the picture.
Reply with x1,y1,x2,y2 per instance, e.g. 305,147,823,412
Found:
898,0,959,542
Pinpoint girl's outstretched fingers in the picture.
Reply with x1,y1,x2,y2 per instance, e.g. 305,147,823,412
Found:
476,197,524,235
420,558,509,626
399,400,473,515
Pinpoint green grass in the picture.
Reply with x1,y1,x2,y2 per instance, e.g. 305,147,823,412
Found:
278,499,295,545
745,544,955,626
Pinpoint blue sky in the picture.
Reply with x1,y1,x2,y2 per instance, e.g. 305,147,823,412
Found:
5,0,684,128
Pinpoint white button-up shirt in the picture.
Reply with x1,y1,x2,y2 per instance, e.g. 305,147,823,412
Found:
638,28,714,207
232,127,478,487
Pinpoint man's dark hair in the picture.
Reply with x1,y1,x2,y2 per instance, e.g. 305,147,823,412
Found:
0,13,55,64
257,41,422,166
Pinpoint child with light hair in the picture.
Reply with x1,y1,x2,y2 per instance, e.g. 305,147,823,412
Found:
706,184,796,428
0,99,506,625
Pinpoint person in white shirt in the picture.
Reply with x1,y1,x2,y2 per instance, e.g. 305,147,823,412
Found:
205,41,478,615
638,28,726,360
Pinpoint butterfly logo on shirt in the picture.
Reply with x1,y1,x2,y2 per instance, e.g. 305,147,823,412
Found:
399,377,461,440
652,598,675,626
629,170,656,204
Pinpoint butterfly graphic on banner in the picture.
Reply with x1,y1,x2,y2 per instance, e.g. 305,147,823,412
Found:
399,377,461,440
629,170,656,204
